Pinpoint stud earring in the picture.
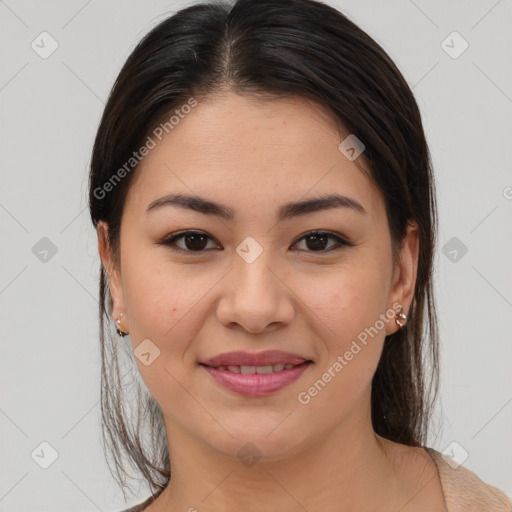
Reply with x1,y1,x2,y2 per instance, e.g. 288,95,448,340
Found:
115,312,129,337
395,306,408,329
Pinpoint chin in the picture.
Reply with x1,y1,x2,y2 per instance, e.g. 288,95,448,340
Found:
202,415,311,464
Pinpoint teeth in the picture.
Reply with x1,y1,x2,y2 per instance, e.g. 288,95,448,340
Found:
215,363,300,373
256,365,273,374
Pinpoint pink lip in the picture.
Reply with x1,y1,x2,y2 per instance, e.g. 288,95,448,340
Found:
201,361,312,396
200,350,309,367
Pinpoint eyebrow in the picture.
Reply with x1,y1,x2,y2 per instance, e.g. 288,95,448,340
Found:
145,192,367,221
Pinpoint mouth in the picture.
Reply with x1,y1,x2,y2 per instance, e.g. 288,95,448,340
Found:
198,351,313,396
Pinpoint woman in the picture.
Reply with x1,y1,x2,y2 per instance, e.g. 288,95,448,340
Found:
89,0,511,510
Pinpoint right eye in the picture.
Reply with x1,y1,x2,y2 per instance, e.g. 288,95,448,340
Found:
156,230,222,253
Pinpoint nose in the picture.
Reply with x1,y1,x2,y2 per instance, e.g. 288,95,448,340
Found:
216,245,295,334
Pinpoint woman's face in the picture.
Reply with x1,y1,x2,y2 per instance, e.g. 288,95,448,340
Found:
99,92,418,461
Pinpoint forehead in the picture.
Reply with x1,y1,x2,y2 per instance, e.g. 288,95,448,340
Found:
125,92,382,220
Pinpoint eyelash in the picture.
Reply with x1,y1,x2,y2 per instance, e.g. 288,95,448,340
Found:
157,230,353,254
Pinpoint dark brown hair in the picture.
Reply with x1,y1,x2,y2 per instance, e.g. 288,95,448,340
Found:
88,0,439,498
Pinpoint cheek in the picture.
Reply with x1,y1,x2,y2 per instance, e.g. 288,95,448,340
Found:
119,251,197,384
300,259,390,343
120,247,199,352
120,255,204,410
296,261,390,401
121,248,229,378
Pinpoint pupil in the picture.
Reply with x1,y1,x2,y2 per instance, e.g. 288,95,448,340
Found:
306,234,327,251
185,234,207,251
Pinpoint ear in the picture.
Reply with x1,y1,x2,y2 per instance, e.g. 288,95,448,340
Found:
97,221,128,331
385,220,419,335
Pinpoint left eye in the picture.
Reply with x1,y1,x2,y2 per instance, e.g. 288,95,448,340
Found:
157,230,352,253
292,231,352,252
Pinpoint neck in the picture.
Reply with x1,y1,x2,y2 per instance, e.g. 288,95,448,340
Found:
153,395,403,511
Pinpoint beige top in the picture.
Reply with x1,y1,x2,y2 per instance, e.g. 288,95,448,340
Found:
425,448,511,511
121,448,512,511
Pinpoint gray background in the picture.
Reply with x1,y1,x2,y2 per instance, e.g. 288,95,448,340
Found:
1,0,511,510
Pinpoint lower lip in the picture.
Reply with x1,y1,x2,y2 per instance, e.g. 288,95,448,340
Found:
201,362,312,396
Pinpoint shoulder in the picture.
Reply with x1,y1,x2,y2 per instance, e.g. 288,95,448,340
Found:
424,447,511,512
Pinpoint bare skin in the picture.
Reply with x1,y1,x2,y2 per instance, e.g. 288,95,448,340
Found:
98,91,447,511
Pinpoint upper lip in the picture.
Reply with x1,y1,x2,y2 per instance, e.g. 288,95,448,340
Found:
200,350,311,367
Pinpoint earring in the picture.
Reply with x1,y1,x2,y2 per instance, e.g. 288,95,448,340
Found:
395,306,408,329
115,313,129,337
